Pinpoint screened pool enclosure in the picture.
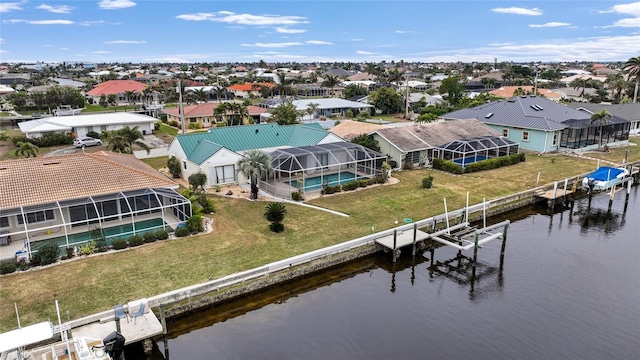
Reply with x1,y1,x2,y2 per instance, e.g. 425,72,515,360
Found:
259,142,387,198
0,188,191,261
433,136,519,167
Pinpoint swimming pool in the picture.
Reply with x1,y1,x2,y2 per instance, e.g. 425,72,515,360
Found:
30,218,171,251
288,172,360,192
453,155,487,166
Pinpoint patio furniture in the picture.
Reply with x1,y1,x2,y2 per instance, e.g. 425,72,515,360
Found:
113,304,128,323
129,301,148,324
0,231,10,246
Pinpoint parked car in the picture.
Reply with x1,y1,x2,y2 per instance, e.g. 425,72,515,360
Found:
73,137,102,148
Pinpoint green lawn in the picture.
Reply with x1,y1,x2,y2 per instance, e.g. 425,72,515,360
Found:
0,152,604,332
141,156,169,170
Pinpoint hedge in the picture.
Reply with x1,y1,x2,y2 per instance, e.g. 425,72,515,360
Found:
432,158,463,174
431,153,525,174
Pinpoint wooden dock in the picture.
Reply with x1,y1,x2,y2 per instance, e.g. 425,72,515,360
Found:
70,311,163,346
534,187,577,201
375,228,431,250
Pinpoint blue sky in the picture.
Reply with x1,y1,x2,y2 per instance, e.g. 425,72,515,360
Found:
1,0,639,64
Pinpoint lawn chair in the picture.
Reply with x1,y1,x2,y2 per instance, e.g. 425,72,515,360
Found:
129,301,147,324
113,304,128,323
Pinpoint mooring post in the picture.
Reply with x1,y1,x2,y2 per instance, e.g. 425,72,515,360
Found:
500,223,509,270
159,304,167,336
536,171,541,185
562,178,568,205
551,181,558,208
412,223,417,256
472,233,479,281
115,316,121,334
392,229,397,263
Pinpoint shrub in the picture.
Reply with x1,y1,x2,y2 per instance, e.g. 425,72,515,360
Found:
462,154,525,174
154,122,161,130
175,227,190,237
86,131,101,139
167,156,182,179
291,191,303,201
197,195,215,214
188,122,202,130
34,243,60,265
155,229,169,240
94,238,108,253
402,161,414,170
0,261,17,275
358,179,368,188
17,260,29,271
168,120,179,127
13,133,74,147
186,215,204,233
128,235,144,247
422,175,434,189
321,184,341,195
432,158,463,174
143,231,157,243
112,238,127,250
269,222,285,232
342,181,359,191
77,241,96,256
160,114,168,122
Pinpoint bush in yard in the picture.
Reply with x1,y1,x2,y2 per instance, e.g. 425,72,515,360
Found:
86,131,101,139
143,231,157,243
422,175,434,189
34,243,60,265
358,179,368,188
128,235,144,247
155,229,169,240
112,238,127,250
0,261,17,275
189,122,202,130
175,227,190,237
94,238,108,253
264,202,287,233
186,215,204,233
342,181,359,191
291,191,303,201
167,156,182,179
78,241,96,255
432,158,463,174
168,120,179,127
17,260,29,271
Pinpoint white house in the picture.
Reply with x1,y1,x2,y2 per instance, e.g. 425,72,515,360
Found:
18,113,157,139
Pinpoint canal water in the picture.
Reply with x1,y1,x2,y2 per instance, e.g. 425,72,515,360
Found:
150,187,640,360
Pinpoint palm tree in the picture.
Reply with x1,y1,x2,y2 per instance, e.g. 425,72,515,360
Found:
106,126,150,154
273,72,296,99
605,73,625,103
230,102,248,125
623,55,640,103
590,109,612,149
213,85,226,101
193,88,209,103
321,74,340,97
123,90,136,105
570,77,587,101
105,134,130,154
14,141,39,158
305,102,319,120
214,102,229,124
0,131,9,143
237,149,273,200
263,202,287,232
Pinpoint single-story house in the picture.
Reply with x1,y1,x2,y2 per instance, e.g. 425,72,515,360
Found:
370,119,515,168
167,123,345,188
442,95,630,153
18,112,157,139
290,98,374,118
163,102,269,128
0,152,191,261
227,82,275,98
488,86,563,101
566,102,640,135
329,120,387,141
86,80,148,105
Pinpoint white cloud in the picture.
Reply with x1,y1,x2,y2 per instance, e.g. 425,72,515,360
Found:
529,22,571,28
351,38,364,41
0,38,3,44
104,40,146,44
491,7,543,16
91,51,111,54
176,11,308,26
3,19,73,25
356,50,375,55
0,50,7,54
276,27,306,34
0,2,24,13
608,18,640,28
395,30,412,34
60,47,68,50
80,20,110,26
37,4,72,14
98,0,136,10
602,2,640,17
240,42,304,48
306,40,333,45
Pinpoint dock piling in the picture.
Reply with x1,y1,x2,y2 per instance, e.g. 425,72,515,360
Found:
500,223,509,270
412,223,417,256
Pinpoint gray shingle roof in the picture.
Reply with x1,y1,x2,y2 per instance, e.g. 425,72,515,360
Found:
443,95,590,131
565,102,640,121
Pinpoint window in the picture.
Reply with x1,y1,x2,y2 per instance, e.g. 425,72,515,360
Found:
189,118,197,123
502,129,509,137
214,165,235,184
0,216,9,228
522,131,530,141
552,132,558,146
406,151,420,164
17,210,55,225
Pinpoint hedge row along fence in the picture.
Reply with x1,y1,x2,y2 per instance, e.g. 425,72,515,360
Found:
320,174,386,195
432,153,526,174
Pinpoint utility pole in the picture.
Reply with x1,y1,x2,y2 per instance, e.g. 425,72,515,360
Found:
405,74,410,120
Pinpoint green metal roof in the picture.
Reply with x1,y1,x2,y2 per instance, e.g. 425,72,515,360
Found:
177,124,333,164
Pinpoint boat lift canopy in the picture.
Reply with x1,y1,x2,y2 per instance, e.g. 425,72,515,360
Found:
0,321,54,353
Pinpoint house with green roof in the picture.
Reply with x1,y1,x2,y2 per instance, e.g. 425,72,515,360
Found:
167,123,345,188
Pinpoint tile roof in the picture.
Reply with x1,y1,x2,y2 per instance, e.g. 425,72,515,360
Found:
489,86,562,99
86,80,148,96
175,123,336,164
163,102,268,117
227,82,275,91
0,152,177,211
372,119,499,152
291,98,373,110
329,119,387,141
442,95,588,131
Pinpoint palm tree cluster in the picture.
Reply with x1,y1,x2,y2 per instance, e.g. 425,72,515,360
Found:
214,102,249,126
102,126,150,155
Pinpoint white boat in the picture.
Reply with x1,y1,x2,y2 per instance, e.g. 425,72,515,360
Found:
143,103,164,110
52,105,83,116
582,166,630,193
0,321,55,360
29,336,112,360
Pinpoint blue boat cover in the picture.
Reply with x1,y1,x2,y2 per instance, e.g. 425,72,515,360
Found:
588,167,624,181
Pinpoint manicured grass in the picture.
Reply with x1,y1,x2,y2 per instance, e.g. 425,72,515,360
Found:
158,123,178,136
141,156,169,170
580,136,640,164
